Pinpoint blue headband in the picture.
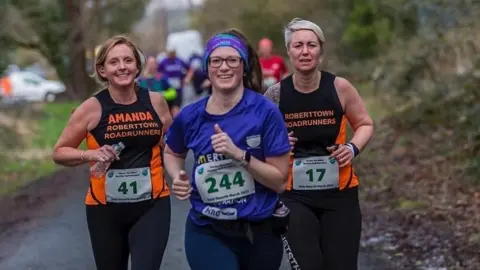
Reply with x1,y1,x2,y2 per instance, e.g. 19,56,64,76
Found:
203,34,249,72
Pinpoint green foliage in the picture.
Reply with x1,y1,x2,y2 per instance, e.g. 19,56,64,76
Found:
234,2,286,52
341,0,418,59
385,71,480,183
1,0,148,97
101,0,150,36
192,0,419,61
192,0,341,56
0,102,81,195
33,102,80,149
0,50,12,75
342,1,392,58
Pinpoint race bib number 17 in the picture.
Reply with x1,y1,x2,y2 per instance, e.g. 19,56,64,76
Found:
292,156,339,190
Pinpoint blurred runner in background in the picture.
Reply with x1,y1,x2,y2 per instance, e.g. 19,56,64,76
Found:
156,47,194,114
188,51,211,97
138,56,180,115
258,38,288,91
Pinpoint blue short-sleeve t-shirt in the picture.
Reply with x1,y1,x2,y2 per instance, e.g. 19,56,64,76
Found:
165,89,290,225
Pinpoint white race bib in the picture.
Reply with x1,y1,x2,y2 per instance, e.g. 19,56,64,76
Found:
195,159,255,204
263,77,278,88
292,156,339,190
168,78,181,89
105,167,152,203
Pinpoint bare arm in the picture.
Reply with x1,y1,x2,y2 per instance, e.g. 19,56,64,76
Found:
150,92,173,147
335,77,374,152
163,145,187,179
52,98,100,166
184,68,195,84
234,151,290,193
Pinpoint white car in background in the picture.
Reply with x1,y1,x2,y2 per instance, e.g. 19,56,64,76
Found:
0,71,66,103
165,30,204,63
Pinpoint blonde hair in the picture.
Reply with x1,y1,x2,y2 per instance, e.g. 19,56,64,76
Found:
284,18,326,62
92,35,145,85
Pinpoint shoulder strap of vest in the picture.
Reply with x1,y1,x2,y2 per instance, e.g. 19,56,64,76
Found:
278,75,294,107
320,70,344,114
280,74,294,93
93,89,113,109
94,88,109,101
319,70,336,89
137,86,164,123
137,86,151,105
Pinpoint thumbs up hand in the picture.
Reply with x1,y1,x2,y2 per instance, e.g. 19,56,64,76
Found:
211,124,243,161
172,170,192,200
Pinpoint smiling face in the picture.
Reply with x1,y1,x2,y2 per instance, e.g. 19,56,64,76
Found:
287,29,322,73
98,44,139,88
207,47,244,92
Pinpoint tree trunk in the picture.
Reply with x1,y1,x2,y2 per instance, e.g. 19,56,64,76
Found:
65,0,92,100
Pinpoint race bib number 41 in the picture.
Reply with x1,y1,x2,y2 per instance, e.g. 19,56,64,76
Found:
292,156,339,190
195,159,255,204
105,167,152,203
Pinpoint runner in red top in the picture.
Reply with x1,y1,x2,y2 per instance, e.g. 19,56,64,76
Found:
258,38,288,90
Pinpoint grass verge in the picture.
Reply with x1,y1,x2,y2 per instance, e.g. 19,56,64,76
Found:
0,102,80,196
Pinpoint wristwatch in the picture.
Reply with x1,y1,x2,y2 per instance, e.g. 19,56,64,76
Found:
239,150,251,167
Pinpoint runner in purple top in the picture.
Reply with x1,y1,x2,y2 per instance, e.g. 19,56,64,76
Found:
157,49,194,114
188,53,211,95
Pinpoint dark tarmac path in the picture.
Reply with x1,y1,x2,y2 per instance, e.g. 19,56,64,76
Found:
0,154,390,270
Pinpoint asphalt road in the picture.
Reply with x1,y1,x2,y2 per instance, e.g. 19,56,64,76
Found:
0,153,388,270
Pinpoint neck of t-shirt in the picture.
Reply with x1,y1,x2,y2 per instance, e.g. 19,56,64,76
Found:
207,87,244,115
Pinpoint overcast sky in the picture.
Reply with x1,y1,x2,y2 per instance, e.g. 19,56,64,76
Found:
145,0,204,15
134,0,204,33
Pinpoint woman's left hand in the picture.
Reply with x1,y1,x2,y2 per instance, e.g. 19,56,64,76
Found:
211,124,243,161
327,144,353,168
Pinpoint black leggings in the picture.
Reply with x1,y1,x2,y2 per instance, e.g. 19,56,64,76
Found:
86,197,171,270
184,218,284,270
282,187,361,270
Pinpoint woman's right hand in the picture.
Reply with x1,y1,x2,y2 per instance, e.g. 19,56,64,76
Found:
84,145,119,163
288,131,298,151
172,170,192,200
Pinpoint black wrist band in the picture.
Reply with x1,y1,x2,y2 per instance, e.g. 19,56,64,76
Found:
239,150,251,167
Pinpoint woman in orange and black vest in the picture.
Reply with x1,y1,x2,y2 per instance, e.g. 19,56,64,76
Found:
52,35,172,270
264,18,374,270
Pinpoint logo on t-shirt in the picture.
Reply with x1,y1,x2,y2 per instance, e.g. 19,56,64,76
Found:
165,64,183,72
246,134,261,149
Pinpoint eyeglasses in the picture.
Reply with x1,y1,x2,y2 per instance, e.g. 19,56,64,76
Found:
208,56,242,68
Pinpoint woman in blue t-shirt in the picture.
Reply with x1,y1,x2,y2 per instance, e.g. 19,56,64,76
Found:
164,29,291,270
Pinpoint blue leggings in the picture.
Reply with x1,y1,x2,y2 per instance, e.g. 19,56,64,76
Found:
184,218,283,270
